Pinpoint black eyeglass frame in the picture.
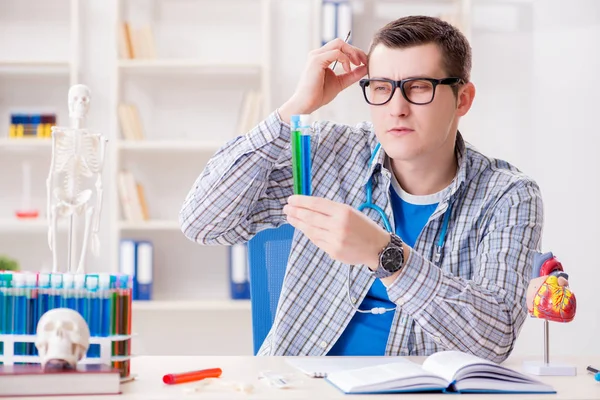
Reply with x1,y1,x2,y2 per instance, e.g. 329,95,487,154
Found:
359,77,464,106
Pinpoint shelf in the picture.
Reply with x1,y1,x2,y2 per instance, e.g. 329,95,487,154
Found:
0,218,71,233
0,218,47,232
0,138,52,150
117,59,262,75
118,140,224,153
119,220,181,231
132,299,251,311
0,60,70,75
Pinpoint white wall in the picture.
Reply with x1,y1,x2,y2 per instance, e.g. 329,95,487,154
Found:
3,0,598,358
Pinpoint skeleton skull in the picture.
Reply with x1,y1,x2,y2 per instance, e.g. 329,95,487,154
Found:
68,84,91,120
35,308,90,370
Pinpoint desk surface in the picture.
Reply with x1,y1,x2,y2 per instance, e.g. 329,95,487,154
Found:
11,355,600,399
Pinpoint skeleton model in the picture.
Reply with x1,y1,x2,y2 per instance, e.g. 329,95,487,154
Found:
46,84,108,273
35,308,90,369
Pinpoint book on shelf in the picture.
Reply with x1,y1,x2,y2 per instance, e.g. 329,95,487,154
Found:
9,113,56,139
0,363,120,397
321,351,555,395
118,22,134,59
117,170,148,222
118,22,156,59
321,0,352,46
118,103,145,141
235,90,262,137
228,243,250,300
120,239,153,301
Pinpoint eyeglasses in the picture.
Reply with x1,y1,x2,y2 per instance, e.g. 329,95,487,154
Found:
359,77,464,106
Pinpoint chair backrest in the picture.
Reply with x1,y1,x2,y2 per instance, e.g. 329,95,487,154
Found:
247,224,294,355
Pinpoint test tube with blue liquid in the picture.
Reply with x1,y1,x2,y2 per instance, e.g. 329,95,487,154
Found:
299,114,312,196
37,273,50,320
36,272,51,357
74,273,87,318
49,273,63,310
0,272,7,361
291,114,313,196
1,273,14,355
24,272,37,357
62,273,76,310
13,273,26,358
86,274,101,358
99,273,112,337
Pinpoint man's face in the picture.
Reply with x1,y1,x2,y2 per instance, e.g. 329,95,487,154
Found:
367,43,466,162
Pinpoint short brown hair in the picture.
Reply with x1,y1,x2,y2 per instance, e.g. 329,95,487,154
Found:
368,15,472,83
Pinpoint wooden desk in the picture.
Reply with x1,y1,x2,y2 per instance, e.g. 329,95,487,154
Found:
12,356,600,399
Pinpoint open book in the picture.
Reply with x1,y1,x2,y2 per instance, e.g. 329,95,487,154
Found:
325,351,556,394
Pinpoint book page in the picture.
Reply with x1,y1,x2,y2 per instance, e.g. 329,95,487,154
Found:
422,350,497,383
453,377,555,394
422,350,553,392
325,360,448,394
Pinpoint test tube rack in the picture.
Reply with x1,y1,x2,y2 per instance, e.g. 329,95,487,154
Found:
0,334,135,382
0,271,134,379
0,334,133,365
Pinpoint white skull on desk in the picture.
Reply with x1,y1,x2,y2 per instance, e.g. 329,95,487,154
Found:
68,84,91,120
35,308,90,370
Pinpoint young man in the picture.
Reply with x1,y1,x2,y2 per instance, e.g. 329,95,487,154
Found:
180,16,562,361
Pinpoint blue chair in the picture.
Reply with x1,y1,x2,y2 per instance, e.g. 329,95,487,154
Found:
247,224,295,355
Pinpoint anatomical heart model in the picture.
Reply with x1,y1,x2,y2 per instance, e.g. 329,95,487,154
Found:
527,253,576,323
523,252,577,376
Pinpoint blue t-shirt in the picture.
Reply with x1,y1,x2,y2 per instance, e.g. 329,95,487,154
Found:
328,164,442,355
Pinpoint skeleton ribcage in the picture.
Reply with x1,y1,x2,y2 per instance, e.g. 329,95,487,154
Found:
52,129,103,202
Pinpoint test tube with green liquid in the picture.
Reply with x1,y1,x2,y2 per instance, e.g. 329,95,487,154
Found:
290,115,303,194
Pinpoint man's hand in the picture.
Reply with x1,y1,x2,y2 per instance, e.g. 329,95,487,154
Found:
278,39,368,124
283,195,390,269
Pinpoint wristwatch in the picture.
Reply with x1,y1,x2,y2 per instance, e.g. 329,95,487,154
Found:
374,234,405,279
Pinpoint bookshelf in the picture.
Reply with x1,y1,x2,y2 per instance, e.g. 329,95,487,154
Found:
0,0,79,272
107,0,272,354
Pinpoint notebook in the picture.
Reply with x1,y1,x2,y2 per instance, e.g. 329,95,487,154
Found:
0,363,121,397
323,351,556,394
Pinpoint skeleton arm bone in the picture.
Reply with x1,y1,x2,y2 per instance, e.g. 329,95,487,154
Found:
90,136,107,256
46,131,58,250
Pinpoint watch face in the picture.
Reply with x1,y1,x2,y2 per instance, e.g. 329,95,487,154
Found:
381,247,403,272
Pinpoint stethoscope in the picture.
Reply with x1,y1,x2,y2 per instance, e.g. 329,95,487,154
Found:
348,143,453,315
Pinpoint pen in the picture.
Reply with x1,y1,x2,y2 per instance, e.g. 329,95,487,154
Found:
586,366,600,381
163,368,222,384
331,30,352,71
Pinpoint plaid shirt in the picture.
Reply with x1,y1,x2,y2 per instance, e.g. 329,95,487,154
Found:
180,110,543,362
